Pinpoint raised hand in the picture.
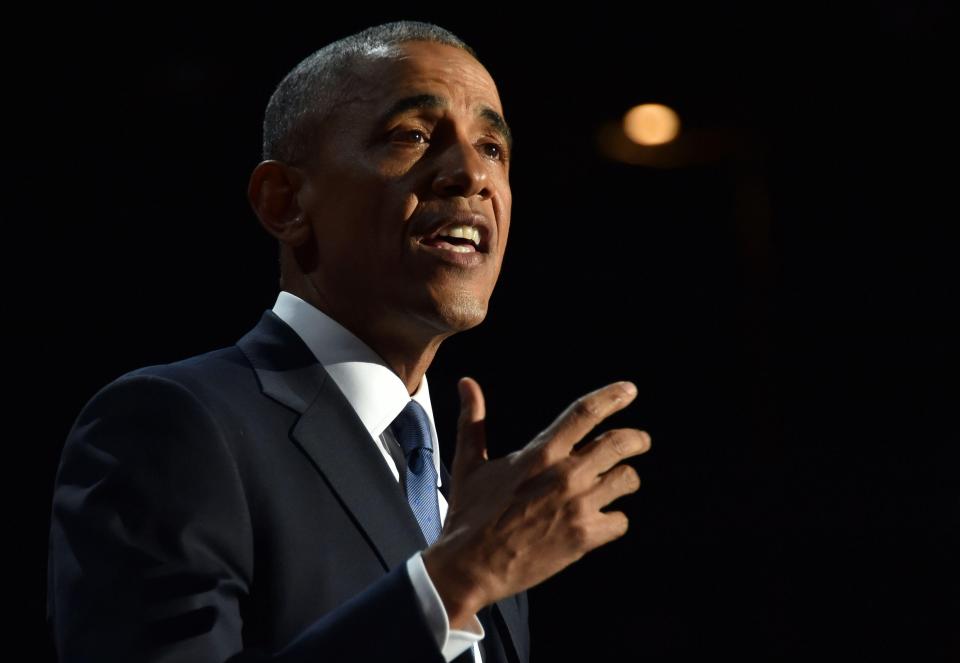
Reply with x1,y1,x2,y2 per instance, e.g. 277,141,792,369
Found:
422,377,652,628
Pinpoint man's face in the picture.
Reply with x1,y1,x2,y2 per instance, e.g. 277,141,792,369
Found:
296,41,512,338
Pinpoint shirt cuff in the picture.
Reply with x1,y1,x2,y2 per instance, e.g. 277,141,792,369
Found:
406,552,484,661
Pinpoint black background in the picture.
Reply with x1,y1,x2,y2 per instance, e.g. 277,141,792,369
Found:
14,3,956,660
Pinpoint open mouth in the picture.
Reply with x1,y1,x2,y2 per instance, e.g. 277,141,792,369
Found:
420,235,479,253
418,220,489,254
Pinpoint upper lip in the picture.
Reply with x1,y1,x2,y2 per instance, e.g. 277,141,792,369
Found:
414,210,492,253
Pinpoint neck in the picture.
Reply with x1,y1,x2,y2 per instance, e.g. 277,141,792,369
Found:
361,324,447,396
285,279,452,396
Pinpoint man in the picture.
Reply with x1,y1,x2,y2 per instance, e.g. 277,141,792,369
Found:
47,20,652,662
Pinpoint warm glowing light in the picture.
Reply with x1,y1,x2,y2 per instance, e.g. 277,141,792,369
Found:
623,104,681,146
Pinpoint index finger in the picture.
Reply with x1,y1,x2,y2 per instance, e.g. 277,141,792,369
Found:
538,381,638,458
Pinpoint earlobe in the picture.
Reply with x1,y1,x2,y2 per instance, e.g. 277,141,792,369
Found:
248,160,308,243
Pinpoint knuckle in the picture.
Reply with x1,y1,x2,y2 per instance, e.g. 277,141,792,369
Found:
574,397,602,421
528,444,553,473
554,465,577,495
564,496,589,520
608,430,630,457
570,521,592,550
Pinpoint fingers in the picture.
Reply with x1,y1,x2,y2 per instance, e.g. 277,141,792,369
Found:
575,428,651,476
596,511,630,546
583,463,642,513
452,376,488,480
537,381,638,459
569,508,631,555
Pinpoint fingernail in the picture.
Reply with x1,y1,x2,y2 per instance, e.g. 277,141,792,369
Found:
619,381,637,397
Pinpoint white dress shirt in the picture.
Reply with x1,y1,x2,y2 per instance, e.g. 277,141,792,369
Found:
272,291,484,662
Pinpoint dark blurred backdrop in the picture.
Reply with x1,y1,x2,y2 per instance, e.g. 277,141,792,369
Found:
11,3,956,660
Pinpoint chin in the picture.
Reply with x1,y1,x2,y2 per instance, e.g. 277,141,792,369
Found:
428,289,489,333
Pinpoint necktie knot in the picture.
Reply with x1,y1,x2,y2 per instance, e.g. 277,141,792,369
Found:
390,399,433,456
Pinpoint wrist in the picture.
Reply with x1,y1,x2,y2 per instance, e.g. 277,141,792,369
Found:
422,543,486,630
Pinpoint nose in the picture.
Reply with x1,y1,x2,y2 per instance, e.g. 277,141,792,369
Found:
431,133,491,200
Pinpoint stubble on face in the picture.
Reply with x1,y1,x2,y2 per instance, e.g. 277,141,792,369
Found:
412,279,491,335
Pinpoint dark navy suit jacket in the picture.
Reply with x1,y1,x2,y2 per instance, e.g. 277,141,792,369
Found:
47,309,529,662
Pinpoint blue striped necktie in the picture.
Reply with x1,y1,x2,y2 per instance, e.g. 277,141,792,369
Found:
389,399,442,545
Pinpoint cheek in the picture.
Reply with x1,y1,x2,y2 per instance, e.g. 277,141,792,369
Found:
401,193,419,223
493,191,512,249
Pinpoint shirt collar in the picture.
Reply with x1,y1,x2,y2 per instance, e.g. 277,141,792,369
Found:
271,290,442,485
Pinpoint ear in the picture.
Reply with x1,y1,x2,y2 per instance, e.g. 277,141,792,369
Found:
247,160,311,246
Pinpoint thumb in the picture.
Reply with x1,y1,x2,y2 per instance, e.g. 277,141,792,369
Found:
452,376,488,480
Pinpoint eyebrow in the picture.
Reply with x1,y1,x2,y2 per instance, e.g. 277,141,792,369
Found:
377,93,514,152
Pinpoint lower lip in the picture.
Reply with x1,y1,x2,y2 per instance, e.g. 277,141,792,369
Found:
416,239,487,267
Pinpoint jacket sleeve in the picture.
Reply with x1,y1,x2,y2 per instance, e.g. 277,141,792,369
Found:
47,373,445,663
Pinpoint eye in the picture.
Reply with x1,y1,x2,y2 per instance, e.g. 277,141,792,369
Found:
481,141,507,162
394,128,429,145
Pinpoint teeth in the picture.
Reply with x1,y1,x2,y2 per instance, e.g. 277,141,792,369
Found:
439,224,481,246
447,245,474,253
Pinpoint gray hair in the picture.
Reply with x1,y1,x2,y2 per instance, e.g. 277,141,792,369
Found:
262,21,477,166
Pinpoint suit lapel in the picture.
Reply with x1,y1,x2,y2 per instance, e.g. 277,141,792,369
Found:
237,310,427,572
293,375,431,571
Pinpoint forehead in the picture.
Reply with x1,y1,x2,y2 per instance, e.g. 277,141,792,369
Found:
349,41,504,117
